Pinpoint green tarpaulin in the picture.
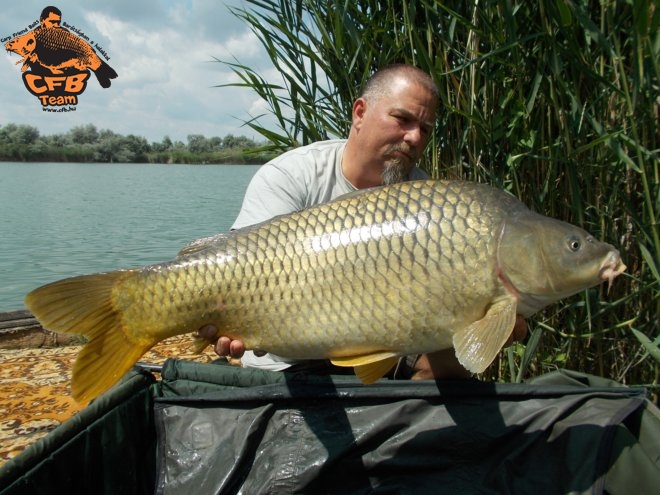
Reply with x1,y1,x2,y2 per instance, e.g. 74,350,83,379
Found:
1,360,658,494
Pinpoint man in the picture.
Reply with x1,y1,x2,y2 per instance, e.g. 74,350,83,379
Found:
200,64,526,379
39,6,63,29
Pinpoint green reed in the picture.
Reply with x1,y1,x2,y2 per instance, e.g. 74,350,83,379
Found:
217,0,658,387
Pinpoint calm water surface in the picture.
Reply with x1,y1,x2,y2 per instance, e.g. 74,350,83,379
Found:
0,162,260,312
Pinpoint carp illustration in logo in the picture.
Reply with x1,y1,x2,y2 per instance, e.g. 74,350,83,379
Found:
4,6,117,108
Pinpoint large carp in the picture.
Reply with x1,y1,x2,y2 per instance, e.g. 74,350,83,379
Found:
25,180,625,403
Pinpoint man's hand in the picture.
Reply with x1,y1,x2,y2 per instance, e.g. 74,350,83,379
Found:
196,325,264,358
509,314,528,344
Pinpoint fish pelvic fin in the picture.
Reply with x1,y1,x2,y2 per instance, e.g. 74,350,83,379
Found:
331,352,399,384
452,298,518,374
24,270,154,404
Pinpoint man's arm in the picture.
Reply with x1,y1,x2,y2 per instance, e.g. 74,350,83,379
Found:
231,163,305,230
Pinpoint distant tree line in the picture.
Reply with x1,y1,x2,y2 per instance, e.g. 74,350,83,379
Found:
0,123,277,164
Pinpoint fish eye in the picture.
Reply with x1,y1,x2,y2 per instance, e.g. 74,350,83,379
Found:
567,236,581,252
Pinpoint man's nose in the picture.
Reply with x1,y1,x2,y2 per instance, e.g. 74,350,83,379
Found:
404,125,423,147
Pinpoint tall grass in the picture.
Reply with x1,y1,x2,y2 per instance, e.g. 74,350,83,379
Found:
217,0,659,387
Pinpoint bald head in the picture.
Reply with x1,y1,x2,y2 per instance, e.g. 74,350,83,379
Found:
360,65,439,104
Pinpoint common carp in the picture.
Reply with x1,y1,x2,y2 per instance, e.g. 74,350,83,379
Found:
25,180,625,403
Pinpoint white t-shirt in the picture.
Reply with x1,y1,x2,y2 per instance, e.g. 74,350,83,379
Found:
232,139,429,370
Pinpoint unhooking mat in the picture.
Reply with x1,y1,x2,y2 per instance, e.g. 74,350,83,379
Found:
0,360,658,494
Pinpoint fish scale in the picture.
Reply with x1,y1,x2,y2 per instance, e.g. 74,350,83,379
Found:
124,182,497,349
24,180,626,403
31,27,103,71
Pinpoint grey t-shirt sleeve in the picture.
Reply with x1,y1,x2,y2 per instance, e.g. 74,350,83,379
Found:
231,163,306,230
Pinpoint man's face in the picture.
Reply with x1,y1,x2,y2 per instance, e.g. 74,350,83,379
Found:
352,77,437,184
41,13,62,28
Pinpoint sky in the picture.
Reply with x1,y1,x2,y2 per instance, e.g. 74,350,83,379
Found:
0,0,281,144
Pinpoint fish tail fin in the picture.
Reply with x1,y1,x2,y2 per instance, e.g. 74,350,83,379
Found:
24,270,154,404
94,60,118,88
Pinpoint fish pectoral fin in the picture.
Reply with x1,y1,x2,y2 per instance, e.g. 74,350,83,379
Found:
452,299,517,374
331,352,399,384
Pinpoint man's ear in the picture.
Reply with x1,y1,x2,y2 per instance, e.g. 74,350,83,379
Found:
352,97,367,129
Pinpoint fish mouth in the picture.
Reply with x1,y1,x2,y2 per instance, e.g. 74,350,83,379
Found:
598,250,626,293
5,48,26,64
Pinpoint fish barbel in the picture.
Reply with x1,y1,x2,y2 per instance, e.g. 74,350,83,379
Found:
25,180,626,403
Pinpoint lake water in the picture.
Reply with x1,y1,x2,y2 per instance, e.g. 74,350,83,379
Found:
0,162,260,312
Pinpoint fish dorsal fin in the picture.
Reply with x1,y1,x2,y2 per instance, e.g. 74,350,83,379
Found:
331,352,399,384
177,233,229,257
452,298,517,374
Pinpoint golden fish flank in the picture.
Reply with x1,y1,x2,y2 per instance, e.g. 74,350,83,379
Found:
25,180,626,403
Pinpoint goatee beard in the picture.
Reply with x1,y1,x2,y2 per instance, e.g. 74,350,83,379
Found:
382,159,408,185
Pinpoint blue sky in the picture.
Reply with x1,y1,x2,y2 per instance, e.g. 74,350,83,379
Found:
0,0,280,143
